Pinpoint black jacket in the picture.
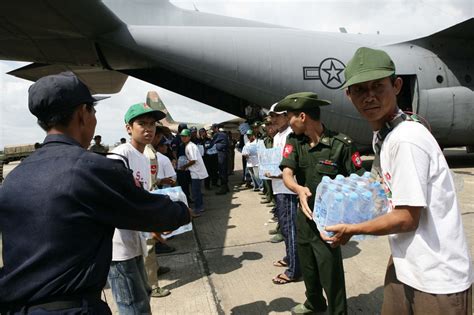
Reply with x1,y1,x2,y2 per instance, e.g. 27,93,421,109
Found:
0,134,190,306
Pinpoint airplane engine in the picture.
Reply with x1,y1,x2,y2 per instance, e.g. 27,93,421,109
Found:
418,86,474,147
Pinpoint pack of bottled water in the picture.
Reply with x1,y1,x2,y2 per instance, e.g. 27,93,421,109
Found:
313,172,389,241
151,186,192,238
177,155,189,169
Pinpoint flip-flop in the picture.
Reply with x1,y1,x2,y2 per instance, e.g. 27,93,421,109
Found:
272,273,294,285
273,259,288,267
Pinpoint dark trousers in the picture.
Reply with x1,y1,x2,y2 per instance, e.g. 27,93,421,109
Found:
275,194,300,279
242,156,247,182
296,210,347,315
217,151,228,185
176,169,191,201
263,180,273,203
4,299,111,315
203,154,218,187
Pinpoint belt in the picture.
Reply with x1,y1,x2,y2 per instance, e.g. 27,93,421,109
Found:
0,291,101,314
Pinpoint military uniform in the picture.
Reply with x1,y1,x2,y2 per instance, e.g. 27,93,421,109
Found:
275,92,364,315
280,129,362,314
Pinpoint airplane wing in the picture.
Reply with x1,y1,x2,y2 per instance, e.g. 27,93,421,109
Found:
0,0,124,66
8,63,127,94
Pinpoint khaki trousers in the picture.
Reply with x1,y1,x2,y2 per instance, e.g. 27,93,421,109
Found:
382,256,472,315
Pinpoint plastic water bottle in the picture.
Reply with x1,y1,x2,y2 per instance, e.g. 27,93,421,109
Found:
314,176,331,209
373,190,389,217
359,191,374,222
344,192,359,224
314,184,337,231
324,192,344,236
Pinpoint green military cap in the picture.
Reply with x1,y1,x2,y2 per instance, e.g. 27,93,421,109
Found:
274,92,331,112
180,129,191,137
124,102,166,124
341,47,395,89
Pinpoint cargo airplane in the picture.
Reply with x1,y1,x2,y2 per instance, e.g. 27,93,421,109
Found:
0,0,473,151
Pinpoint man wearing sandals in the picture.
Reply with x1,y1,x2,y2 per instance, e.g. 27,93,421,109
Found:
276,92,364,315
267,103,301,285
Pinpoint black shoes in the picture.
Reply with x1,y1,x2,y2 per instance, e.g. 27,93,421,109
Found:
215,185,230,195
155,242,176,254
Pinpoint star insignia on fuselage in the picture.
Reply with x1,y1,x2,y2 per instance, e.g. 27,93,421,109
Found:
321,60,344,84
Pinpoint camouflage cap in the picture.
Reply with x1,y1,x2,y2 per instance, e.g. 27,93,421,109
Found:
274,92,330,112
341,47,395,89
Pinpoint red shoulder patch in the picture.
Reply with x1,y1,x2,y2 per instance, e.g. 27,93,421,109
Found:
351,152,362,169
282,144,293,158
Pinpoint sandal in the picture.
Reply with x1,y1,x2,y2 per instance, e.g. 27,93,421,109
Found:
272,273,294,285
273,259,288,267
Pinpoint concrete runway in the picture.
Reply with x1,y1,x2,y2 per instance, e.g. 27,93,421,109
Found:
1,149,473,314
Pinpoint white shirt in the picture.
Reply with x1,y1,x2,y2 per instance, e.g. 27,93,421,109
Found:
156,152,176,181
185,141,209,179
108,143,150,261
242,139,263,167
271,126,295,195
378,121,472,294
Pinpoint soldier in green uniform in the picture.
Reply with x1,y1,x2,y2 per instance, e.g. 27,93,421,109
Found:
275,92,364,315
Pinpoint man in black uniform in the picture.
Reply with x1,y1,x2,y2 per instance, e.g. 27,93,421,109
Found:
210,123,230,195
275,92,364,315
0,72,190,314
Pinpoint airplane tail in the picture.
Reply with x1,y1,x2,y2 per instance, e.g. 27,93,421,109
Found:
146,91,176,125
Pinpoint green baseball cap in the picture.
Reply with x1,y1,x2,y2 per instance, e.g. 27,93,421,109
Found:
274,92,331,112
180,129,191,137
246,129,254,136
341,47,395,89
124,103,166,124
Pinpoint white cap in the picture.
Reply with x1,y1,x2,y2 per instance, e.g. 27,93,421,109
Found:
269,102,286,115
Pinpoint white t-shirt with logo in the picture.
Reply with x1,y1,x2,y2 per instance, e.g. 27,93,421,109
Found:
185,142,209,179
109,143,150,261
271,126,295,195
379,121,473,294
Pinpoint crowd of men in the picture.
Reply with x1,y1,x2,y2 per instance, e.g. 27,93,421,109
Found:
0,47,472,315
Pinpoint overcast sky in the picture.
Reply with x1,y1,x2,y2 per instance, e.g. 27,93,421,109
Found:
0,0,472,148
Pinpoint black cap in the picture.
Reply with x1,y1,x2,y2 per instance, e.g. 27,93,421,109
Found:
28,72,100,120
178,123,188,131
158,137,168,145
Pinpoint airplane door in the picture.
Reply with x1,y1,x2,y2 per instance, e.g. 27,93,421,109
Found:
397,75,418,113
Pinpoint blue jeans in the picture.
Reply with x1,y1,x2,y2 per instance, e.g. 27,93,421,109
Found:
191,178,204,212
108,256,151,315
275,194,301,279
248,166,263,190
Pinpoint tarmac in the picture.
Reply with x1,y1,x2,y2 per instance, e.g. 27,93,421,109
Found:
1,149,474,314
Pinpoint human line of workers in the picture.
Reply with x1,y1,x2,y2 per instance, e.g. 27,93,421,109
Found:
0,47,472,315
